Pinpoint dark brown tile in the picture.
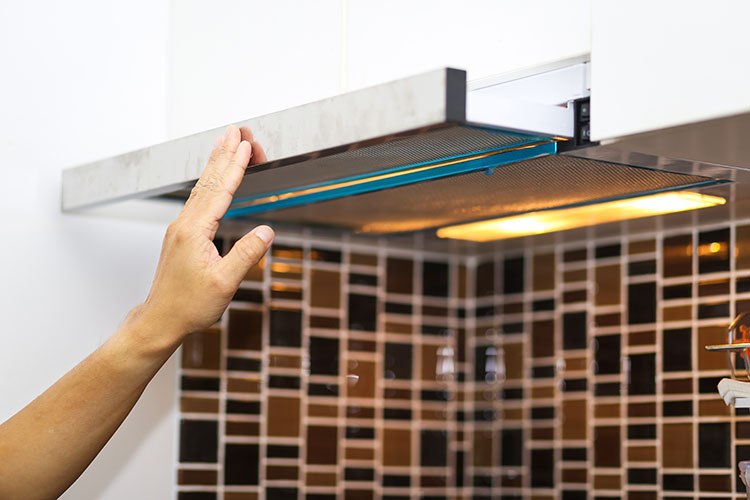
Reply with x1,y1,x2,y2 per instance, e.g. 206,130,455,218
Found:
532,320,554,357
225,493,259,500
663,234,693,277
182,328,221,370
561,468,587,483
350,252,377,266
310,315,340,329
306,426,337,464
629,239,655,254
420,475,446,487
344,490,372,500
698,325,730,370
180,397,219,414
595,312,621,327
628,446,656,462
699,278,730,297
698,474,731,492
629,331,655,346
628,402,656,417
663,378,692,394
386,257,413,294
228,309,262,350
306,472,337,487
533,253,555,291
346,447,374,460
563,269,587,283
594,426,620,467
178,469,217,485
531,427,554,440
266,465,298,480
225,421,259,437
594,474,621,489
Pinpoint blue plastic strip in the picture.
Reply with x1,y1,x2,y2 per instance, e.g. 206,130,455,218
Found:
224,141,556,219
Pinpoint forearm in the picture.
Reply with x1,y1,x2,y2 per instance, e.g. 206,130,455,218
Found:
0,305,182,500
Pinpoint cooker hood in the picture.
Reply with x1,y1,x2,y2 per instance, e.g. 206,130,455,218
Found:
62,56,746,241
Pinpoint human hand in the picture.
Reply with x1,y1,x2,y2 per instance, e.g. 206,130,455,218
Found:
141,125,273,345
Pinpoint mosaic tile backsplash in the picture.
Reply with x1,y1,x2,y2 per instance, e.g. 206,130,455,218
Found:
177,221,750,500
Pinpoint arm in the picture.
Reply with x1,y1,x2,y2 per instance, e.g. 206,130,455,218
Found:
0,125,273,500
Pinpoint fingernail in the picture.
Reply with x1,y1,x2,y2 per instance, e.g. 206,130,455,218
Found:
252,225,274,245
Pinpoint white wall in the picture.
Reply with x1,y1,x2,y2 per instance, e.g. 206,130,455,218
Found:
1,1,592,498
0,1,177,499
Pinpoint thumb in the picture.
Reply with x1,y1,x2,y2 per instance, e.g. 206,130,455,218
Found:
218,225,274,283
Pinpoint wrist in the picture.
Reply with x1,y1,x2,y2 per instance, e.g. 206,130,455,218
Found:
112,303,187,362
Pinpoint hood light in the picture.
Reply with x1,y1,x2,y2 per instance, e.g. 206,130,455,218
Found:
436,191,726,242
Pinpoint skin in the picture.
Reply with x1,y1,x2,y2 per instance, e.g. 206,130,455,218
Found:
0,125,273,500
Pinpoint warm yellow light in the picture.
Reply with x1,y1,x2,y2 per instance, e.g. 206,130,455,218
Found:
436,192,726,242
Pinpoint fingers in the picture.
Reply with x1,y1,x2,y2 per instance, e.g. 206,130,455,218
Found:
201,139,253,222
218,225,275,284
249,141,268,165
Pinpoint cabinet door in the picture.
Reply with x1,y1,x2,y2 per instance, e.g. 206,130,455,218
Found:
591,1,750,141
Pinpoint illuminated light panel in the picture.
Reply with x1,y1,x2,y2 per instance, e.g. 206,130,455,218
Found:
436,192,726,242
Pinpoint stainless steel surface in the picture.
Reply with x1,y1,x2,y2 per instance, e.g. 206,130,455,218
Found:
705,344,750,351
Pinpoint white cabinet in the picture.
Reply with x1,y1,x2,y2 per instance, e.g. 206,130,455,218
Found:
591,1,750,141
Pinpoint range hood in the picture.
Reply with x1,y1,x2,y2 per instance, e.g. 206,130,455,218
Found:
62,56,748,241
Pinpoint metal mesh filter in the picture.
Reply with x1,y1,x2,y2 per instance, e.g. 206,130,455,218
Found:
230,125,544,201
249,155,718,234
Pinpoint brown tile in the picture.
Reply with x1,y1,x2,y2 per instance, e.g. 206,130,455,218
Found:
347,360,375,398
663,378,692,394
662,423,693,468
595,312,621,327
266,465,298,480
458,263,467,299
421,344,439,381
565,357,588,371
532,320,554,357
662,305,692,322
386,257,413,294
271,262,303,279
267,396,300,437
473,430,494,466
228,309,262,350
225,421,259,436
629,239,655,254
503,408,523,420
384,387,411,400
227,377,260,393
699,278,730,297
225,493,259,500
421,408,449,421
663,234,693,277
347,406,375,419
270,283,302,300
628,493,656,500
420,475,446,487
178,469,217,485
422,304,448,317
531,427,554,440
180,396,219,413
310,269,341,309
593,474,621,489
505,343,524,380
628,402,656,417
738,422,750,438
307,472,337,487
182,328,221,369
629,331,655,346
562,400,587,440
699,474,731,492
503,302,524,314
350,252,377,266
501,472,523,487
594,426,620,467
385,321,412,334
344,490,372,500
346,447,374,460
269,354,301,369
272,245,303,259
306,425,337,464
308,403,338,418
563,289,588,303
628,446,656,462
382,428,410,466
564,248,588,262
698,325,731,370
595,264,621,306
532,386,555,399
595,403,620,418
699,398,731,416
561,468,587,483
310,315,340,329
244,256,265,282
533,253,555,291
738,225,750,269
563,268,587,283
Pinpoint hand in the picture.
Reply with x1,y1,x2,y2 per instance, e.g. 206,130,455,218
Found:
142,125,273,344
